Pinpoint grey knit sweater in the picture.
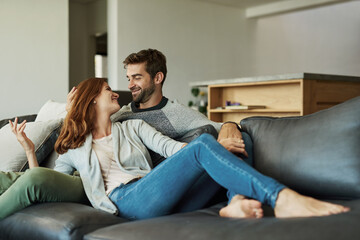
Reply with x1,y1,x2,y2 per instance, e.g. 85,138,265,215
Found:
111,97,222,139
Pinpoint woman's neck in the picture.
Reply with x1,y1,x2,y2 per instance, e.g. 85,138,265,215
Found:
92,114,112,139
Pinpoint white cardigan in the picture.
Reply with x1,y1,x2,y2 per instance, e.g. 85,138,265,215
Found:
54,119,184,214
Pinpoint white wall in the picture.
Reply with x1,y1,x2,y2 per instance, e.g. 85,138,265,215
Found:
108,0,360,106
108,0,250,105
0,0,69,119
251,1,360,76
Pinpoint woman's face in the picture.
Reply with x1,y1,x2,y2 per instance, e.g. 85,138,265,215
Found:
94,83,120,115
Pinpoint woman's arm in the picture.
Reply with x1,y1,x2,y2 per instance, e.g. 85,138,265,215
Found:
53,154,76,175
135,120,185,158
9,118,39,168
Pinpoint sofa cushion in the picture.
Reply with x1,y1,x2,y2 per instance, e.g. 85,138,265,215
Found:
240,96,360,200
35,100,67,122
0,119,62,171
0,203,127,240
84,199,359,240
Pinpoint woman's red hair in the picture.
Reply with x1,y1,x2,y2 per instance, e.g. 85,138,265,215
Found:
55,78,106,154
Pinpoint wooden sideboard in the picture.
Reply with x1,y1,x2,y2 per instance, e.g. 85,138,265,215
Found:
200,73,360,123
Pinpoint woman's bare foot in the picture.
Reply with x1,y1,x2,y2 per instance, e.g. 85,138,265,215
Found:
274,188,350,218
219,195,263,218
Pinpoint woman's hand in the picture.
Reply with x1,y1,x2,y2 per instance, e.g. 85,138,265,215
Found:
9,118,35,153
9,118,39,168
66,86,78,112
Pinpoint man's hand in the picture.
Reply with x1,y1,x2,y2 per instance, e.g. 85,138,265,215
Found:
66,86,78,112
218,122,248,158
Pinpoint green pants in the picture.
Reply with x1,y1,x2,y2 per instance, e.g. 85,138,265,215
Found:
0,167,88,220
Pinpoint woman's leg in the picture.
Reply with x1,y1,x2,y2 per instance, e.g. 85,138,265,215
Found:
109,134,284,220
174,131,254,212
0,167,88,220
0,171,24,196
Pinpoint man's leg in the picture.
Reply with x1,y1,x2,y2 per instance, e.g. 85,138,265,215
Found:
0,167,88,220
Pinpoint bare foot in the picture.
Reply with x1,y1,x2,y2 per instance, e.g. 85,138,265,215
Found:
274,188,350,218
219,195,263,218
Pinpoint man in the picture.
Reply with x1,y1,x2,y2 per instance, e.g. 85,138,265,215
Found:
67,49,261,218
113,49,250,158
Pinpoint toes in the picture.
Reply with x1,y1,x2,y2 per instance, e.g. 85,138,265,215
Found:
253,208,264,218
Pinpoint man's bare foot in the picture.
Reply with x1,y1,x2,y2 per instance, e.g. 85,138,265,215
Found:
219,195,263,218
274,188,350,218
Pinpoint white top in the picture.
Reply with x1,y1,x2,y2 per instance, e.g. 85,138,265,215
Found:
92,135,137,195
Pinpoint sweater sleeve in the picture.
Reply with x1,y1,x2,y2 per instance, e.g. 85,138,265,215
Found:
163,100,223,135
54,152,76,175
136,120,184,158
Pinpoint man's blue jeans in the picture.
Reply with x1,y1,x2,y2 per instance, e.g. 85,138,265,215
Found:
109,134,285,220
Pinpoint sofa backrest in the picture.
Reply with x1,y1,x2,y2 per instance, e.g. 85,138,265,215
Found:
240,96,360,200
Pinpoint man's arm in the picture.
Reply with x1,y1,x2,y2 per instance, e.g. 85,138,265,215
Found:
217,122,248,158
168,101,248,157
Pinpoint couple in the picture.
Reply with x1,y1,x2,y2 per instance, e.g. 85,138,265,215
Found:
1,49,349,220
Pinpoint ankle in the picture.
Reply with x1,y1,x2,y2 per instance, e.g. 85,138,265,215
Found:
274,188,293,210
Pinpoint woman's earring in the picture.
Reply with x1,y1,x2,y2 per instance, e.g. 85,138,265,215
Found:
94,101,97,104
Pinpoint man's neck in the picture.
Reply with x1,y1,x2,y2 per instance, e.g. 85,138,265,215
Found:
138,93,163,109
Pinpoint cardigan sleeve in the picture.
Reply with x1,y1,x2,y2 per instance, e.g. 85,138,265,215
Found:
53,152,76,175
135,120,184,158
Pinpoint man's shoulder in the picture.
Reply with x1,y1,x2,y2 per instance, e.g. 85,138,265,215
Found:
163,98,190,110
163,98,204,116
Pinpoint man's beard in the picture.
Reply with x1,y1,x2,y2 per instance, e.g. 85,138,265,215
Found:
132,83,156,104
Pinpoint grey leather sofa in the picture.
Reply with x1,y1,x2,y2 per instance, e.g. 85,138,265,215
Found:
0,96,359,240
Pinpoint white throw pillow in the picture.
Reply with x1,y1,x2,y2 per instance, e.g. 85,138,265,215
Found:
0,118,62,172
35,100,67,122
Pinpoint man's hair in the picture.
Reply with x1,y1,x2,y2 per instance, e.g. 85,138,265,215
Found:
123,49,167,85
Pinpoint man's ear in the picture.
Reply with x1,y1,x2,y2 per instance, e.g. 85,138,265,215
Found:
154,72,164,85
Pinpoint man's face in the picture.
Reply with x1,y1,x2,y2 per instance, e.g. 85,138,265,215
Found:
126,63,156,103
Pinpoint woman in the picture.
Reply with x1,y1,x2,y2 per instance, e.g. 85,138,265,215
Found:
5,78,349,220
